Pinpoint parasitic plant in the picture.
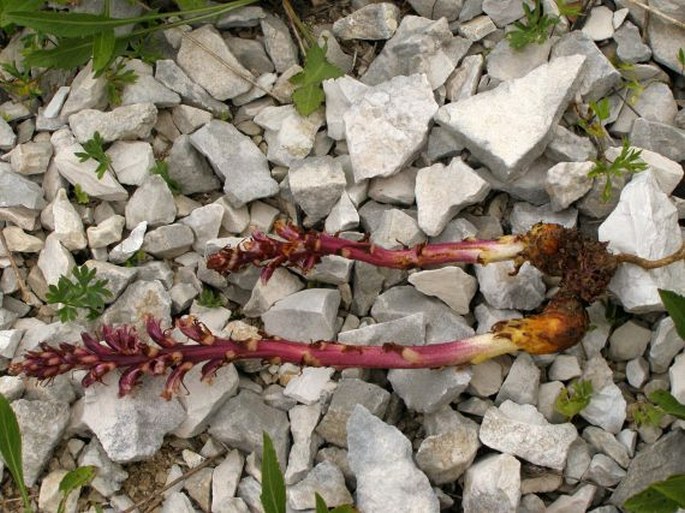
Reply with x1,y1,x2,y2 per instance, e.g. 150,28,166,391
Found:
10,223,685,398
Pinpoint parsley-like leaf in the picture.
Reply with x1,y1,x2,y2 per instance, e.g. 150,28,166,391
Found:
554,379,593,420
74,131,112,180
45,265,113,322
290,42,343,116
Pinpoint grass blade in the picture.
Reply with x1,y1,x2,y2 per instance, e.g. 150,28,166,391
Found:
57,466,97,513
0,393,32,512
260,432,286,513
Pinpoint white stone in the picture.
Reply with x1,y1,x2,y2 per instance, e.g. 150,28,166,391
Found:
475,261,546,310
124,175,177,230
333,3,400,40
107,140,155,186
109,221,147,264
408,267,478,314
598,172,685,312
582,6,615,40
325,191,360,233
323,76,370,141
509,202,577,235
670,353,685,404
37,233,76,286
545,161,594,211
371,208,425,250
242,268,304,317
608,320,651,361
487,36,554,82
416,159,490,236
87,214,126,249
68,103,158,143
345,73,438,182
9,140,53,175
649,316,685,373
179,204,224,253
61,62,107,118
435,56,586,180
463,453,521,513
262,288,341,342
52,188,87,251
284,367,335,405
496,352,540,406
290,156,347,222
3,226,43,253
368,167,417,206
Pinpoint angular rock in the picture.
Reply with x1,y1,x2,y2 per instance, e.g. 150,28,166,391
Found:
209,390,290,468
60,61,108,118
317,379,390,447
190,120,278,207
389,365,472,414
630,119,685,163
109,221,147,264
253,105,324,167
475,261,546,311
545,125,597,162
11,399,70,486
408,267,477,314
608,320,651,361
415,159,490,236
361,16,470,89
323,75,370,141
87,214,126,249
289,156,346,222
462,453,521,513
547,485,597,513
260,14,298,73
545,161,594,211
671,353,685,404
347,405,439,513
284,403,322,485
166,135,220,195
262,288,340,342
614,22,651,63
283,367,333,406
324,192,360,233
369,167,417,206
550,31,621,101
107,140,154,186
52,188,87,251
78,438,128,497
371,208,425,250
124,175,177,230
548,354,582,382
598,172,685,312
0,168,47,210
39,469,79,513
9,140,53,175
37,233,76,287
212,450,244,512
68,103,158,143
582,426,631,469
243,267,303,317
649,316,684,373
345,74,438,182
480,401,578,470
582,6,615,40
176,25,253,100
84,260,137,302
495,352,540,406
0,117,16,149
119,60,180,108
580,356,627,434
338,313,426,346
179,204,223,253
333,3,400,40
288,461,352,509
435,56,586,180
486,36,554,82
612,82,677,135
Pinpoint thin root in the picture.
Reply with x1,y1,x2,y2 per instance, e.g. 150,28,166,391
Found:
616,243,685,269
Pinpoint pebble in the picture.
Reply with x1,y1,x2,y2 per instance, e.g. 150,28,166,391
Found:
107,140,154,186
612,82,678,135
435,55,586,180
52,188,87,251
38,469,79,513
408,267,478,314
100,280,172,340
9,140,53,175
283,367,334,405
345,74,438,182
262,288,341,342
408,0,463,20
86,214,125,249
0,118,16,150
671,353,685,403
486,37,554,82
242,267,303,317
368,167,417,206
462,453,521,513
457,15,498,41
60,62,108,118
260,14,298,73
333,3,400,40
124,175,177,230
388,365,472,414
212,450,244,512
545,125,598,162
290,156,347,223
582,6,615,40
545,161,594,211
361,16,470,89
608,320,651,361
120,60,180,108
347,405,439,513
109,221,147,263
285,403,322,484
189,120,278,207
614,22,652,63
0,167,47,210
475,261,546,311
415,159,490,236
580,357,627,434
548,354,582,381
37,233,76,287
288,461,353,509
583,426,631,469
371,208,425,250
547,484,597,513
495,352,540,406
509,202,577,234
630,119,685,163
68,103,157,143
649,316,684,373
176,25,253,100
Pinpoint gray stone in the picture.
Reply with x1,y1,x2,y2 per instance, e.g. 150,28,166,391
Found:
285,403,322,484
260,14,298,73
61,61,108,118
495,351,539,405
389,365,472,414
39,469,79,513
52,188,87,251
37,233,76,287
333,3,400,40
426,126,465,162
347,405,439,513
408,267,477,314
0,117,16,150
178,204,223,253
547,485,597,513
368,167,417,206
583,426,631,469
317,379,390,447
371,208,425,249
649,316,684,373
643,0,685,76
176,25,253,100
537,381,567,424
323,75,370,141
107,140,154,186
307,255,354,285
371,285,474,343
11,399,70,486
120,60,180,107
283,367,333,406
582,5,615,40
408,0,463,20
212,450,244,512
77,438,128,497
462,453,521,513
614,22,651,63
262,288,340,342
350,261,385,316
548,354,582,382
184,466,213,512
84,260,136,302
82,374,185,463
109,221,147,264
154,59,229,117
458,14,498,41
288,461,352,509
214,196,250,234
415,159,490,236
630,119,685,163
565,437,593,486
579,359,627,434
475,261,546,311
0,329,22,359
545,125,597,162
435,56,585,180
101,280,171,342
627,355,649,388
9,140,53,175
598,172,685,312
608,320,651,361
189,120,278,207
68,103,158,143
629,147,683,196
290,156,346,222
550,31,622,101
51,129,128,202
87,214,125,249
509,202,577,234
361,16,470,89
672,353,685,403
338,313,426,346
124,175,177,230
243,268,303,317
0,168,46,209
225,36,274,74
161,492,197,513
480,401,578,470
209,390,290,468
446,54,484,102
171,104,213,133
545,161,594,211
612,82,678,135
483,0,526,26
254,105,325,167
487,36,554,82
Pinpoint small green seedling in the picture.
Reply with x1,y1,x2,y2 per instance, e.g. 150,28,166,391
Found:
630,399,665,427
197,287,225,308
506,0,559,50
555,0,582,19
554,379,593,420
261,432,357,513
103,61,138,106
290,41,344,116
0,62,42,100
74,131,112,180
57,466,97,513
150,160,181,195
678,48,685,74
0,392,34,512
578,97,611,139
123,250,148,267
45,265,113,322
588,139,648,202
72,183,91,205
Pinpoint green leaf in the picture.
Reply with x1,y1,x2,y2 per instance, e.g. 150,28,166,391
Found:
58,466,97,513
0,393,32,512
260,432,286,513
45,265,112,322
658,289,685,339
174,0,209,9
23,38,94,70
554,379,593,420
624,475,685,513
648,390,685,421
678,48,685,68
0,0,42,28
329,506,358,513
92,29,116,74
315,493,329,513
589,98,610,121
290,42,343,116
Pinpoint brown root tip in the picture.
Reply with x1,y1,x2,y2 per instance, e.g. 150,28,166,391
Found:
492,293,589,354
